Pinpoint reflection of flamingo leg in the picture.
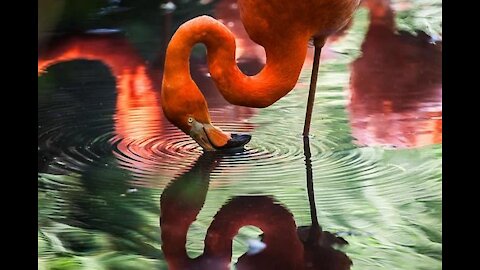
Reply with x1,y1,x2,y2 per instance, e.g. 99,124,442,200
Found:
303,136,322,245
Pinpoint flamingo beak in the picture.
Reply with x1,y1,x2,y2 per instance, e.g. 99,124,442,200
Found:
214,133,252,150
189,120,251,151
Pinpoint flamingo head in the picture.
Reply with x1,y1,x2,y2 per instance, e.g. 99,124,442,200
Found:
188,117,252,151
161,86,251,151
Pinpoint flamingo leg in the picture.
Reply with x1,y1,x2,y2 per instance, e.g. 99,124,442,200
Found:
303,39,324,137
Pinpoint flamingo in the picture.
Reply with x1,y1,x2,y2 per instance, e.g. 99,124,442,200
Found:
161,0,360,150
37,33,258,186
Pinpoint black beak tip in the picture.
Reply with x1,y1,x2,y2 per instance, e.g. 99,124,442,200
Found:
215,133,251,151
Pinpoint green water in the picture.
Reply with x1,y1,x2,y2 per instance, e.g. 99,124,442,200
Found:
38,0,442,269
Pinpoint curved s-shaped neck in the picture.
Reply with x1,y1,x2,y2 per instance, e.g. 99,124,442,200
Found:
161,15,309,123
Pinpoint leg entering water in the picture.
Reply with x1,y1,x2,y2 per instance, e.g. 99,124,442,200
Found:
303,38,324,137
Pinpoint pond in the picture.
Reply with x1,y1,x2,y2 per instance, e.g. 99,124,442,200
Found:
38,0,442,269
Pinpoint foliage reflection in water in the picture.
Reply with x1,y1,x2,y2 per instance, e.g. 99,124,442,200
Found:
38,0,441,269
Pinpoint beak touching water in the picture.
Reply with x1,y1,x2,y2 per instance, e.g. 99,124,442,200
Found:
189,119,251,151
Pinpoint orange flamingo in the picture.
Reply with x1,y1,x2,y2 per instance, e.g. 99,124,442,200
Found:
161,0,360,150
348,0,442,148
160,151,352,270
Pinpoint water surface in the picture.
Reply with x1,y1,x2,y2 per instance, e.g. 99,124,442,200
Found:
38,0,442,269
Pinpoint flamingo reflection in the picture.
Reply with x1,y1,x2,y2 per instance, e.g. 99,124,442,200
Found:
160,144,351,270
348,0,442,148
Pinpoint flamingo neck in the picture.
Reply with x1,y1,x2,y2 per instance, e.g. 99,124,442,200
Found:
161,15,310,112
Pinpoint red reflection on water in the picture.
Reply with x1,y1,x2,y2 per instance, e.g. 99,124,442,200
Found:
161,152,352,270
38,35,166,158
348,0,442,148
38,34,164,138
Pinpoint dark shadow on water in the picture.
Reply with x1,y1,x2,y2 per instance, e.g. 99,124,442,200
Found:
348,0,442,148
159,139,352,269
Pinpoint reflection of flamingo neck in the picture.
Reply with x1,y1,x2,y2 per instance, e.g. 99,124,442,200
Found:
161,15,309,111
204,197,304,269
160,153,220,269
161,154,304,270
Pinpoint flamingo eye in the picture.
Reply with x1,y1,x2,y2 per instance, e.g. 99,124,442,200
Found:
188,117,193,124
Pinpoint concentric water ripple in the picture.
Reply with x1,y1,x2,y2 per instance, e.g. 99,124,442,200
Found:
39,108,117,175
38,77,432,195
